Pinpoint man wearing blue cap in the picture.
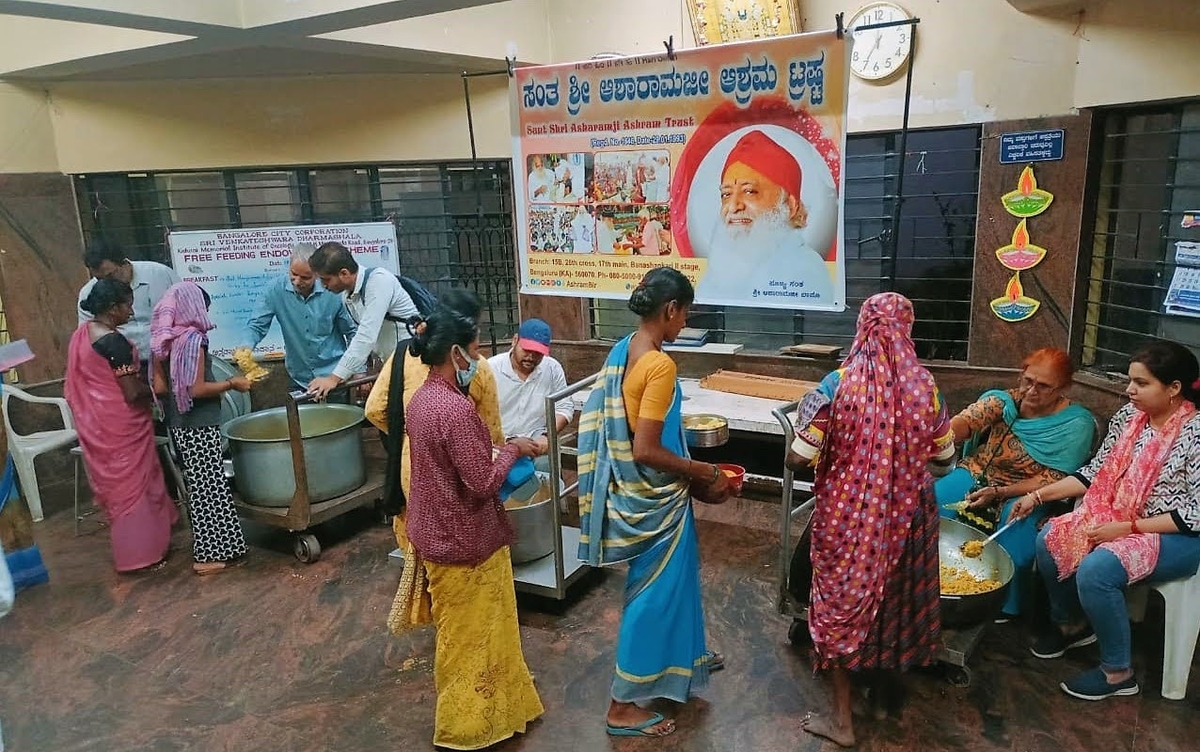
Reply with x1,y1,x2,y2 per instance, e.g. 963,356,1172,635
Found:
488,318,573,454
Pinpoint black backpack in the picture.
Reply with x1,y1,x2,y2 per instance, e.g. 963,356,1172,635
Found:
365,267,438,323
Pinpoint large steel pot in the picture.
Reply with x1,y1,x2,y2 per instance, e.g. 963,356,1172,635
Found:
504,473,560,564
939,517,1015,629
222,404,366,507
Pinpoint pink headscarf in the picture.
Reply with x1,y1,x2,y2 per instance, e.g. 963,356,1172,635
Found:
809,292,942,659
151,281,214,415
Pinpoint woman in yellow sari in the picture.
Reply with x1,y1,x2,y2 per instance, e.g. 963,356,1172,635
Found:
365,289,503,549
394,303,544,749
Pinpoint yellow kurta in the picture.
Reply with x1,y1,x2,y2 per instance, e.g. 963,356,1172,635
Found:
365,351,504,548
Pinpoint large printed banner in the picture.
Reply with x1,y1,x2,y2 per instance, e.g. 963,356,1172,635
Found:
511,30,850,311
168,222,399,357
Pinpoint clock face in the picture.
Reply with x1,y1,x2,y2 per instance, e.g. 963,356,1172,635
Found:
848,2,913,81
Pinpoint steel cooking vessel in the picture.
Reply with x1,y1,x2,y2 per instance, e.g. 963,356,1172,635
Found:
222,404,366,507
939,517,1015,629
683,413,730,448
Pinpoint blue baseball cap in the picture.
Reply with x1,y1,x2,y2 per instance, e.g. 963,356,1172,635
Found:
517,318,552,355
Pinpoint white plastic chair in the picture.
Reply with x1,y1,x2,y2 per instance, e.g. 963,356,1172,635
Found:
1126,571,1200,700
1,383,78,522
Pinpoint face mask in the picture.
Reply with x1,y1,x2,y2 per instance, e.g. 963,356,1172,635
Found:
453,345,478,389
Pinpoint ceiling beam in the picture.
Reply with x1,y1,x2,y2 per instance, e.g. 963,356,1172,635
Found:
1006,0,1087,13
240,0,512,34
0,0,239,34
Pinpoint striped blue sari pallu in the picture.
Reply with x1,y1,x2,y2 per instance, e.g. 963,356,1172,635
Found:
577,335,712,703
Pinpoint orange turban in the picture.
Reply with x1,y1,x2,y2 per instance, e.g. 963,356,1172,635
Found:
722,130,802,200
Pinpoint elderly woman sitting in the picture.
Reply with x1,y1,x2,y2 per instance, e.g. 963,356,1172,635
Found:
936,348,1096,621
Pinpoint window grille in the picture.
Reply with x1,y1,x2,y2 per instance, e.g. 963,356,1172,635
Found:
1081,102,1200,371
589,126,981,360
74,161,519,349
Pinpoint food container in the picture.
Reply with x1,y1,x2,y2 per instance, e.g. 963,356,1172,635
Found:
939,517,1015,629
683,413,729,448
222,404,367,507
717,463,746,494
504,472,559,564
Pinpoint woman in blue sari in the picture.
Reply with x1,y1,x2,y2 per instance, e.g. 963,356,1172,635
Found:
936,348,1095,620
578,267,732,738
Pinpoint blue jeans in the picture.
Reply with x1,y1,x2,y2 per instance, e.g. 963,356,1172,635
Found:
1035,525,1200,671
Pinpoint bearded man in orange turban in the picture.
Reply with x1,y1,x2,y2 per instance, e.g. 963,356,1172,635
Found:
696,129,834,305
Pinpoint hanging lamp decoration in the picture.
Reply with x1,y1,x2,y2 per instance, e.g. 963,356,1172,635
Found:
990,272,1041,322
1001,164,1054,218
994,219,1047,271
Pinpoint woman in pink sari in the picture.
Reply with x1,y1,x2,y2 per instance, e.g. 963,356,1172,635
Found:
65,278,176,572
1016,340,1200,701
786,293,955,746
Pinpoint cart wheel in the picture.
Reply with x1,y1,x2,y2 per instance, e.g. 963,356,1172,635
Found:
788,619,810,645
944,665,971,688
294,534,321,563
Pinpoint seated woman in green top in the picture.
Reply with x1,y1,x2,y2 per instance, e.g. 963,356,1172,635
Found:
936,348,1095,620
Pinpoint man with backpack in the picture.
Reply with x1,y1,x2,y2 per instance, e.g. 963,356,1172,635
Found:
307,241,420,399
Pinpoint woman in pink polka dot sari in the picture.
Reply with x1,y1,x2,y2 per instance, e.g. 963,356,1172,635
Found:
788,293,955,747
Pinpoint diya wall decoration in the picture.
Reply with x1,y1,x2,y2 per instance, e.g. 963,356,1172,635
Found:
990,166,1055,322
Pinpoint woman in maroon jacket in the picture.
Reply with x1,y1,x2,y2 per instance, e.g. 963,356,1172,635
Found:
401,303,543,750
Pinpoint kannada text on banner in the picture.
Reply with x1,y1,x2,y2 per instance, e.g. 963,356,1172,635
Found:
511,30,850,311
167,222,399,357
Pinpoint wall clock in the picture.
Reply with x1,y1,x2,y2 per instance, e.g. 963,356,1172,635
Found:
847,2,914,82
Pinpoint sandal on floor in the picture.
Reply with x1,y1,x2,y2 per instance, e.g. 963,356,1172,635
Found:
606,712,675,737
193,558,246,576
706,650,725,671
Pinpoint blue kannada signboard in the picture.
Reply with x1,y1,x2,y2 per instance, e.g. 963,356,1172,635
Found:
999,129,1064,164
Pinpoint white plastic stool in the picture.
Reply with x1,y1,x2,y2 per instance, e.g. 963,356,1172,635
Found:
1126,572,1200,700
1153,574,1200,700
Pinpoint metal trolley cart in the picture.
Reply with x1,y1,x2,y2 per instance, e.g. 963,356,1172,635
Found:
772,400,986,686
511,372,599,599
232,376,386,564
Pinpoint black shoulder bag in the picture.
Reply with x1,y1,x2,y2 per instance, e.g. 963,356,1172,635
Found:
381,341,410,516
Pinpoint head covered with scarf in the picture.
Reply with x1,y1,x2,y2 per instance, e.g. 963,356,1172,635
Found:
826,292,940,512
807,292,945,661
151,281,215,414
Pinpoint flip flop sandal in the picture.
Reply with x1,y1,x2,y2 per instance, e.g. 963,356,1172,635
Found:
606,712,675,737
706,650,725,671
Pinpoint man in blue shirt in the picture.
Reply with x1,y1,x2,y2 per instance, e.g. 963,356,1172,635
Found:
236,243,357,389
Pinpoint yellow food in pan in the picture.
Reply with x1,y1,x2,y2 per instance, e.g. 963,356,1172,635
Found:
684,416,726,431
940,565,1002,595
960,540,985,558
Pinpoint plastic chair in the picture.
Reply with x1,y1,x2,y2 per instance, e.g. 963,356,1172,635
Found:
70,436,189,536
1,383,78,522
1126,572,1200,700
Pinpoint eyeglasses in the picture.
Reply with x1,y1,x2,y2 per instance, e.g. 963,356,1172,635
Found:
1019,376,1060,393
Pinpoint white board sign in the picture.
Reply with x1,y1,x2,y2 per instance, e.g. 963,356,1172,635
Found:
167,222,400,357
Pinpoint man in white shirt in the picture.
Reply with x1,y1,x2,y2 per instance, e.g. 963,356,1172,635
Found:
487,318,573,454
77,239,181,379
306,241,419,399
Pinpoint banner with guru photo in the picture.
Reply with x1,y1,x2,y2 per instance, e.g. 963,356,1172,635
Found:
510,29,850,311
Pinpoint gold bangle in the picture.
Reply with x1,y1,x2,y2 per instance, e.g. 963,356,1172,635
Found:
1034,490,1044,505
